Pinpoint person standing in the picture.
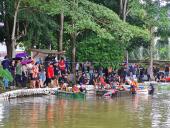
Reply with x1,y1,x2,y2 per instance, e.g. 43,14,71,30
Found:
31,62,39,88
147,66,151,81
47,63,54,87
3,76,9,90
39,68,46,88
1,56,10,71
89,65,94,85
15,60,23,87
22,64,28,87
53,62,60,87
76,62,79,76
165,65,169,78
9,60,16,87
58,58,66,75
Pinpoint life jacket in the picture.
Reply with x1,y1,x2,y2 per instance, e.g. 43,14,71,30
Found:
130,86,136,93
131,81,138,87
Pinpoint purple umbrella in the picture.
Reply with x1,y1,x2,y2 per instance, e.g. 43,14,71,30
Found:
16,52,28,58
21,59,32,65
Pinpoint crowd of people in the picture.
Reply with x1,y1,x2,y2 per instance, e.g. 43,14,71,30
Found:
0,55,169,92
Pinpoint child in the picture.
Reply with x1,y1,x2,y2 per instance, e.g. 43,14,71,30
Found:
39,68,46,88
3,77,9,90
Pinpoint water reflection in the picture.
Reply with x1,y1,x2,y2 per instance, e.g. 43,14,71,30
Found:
0,93,169,128
0,103,4,127
152,93,170,128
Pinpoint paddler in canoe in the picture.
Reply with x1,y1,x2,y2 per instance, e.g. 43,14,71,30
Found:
116,82,125,91
72,84,80,93
129,79,138,94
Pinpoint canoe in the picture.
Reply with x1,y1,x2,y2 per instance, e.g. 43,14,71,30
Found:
104,89,116,97
158,85,170,91
137,89,148,94
54,90,86,99
96,90,108,96
96,89,131,97
77,85,95,91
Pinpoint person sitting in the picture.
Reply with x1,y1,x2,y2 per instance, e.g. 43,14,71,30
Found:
130,79,138,94
116,82,125,91
93,77,100,89
60,81,67,91
131,79,138,88
130,85,136,94
160,74,165,82
99,76,108,88
72,84,80,93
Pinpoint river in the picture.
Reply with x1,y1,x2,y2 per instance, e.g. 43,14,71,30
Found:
0,92,169,128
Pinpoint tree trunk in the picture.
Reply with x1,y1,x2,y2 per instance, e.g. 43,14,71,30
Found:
71,0,78,83
119,0,129,22
149,27,155,80
71,32,77,83
6,41,12,58
123,0,128,22
119,0,123,17
58,12,64,58
11,0,21,58
4,17,12,58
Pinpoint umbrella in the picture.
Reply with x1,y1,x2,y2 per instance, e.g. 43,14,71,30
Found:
21,59,32,65
15,52,28,58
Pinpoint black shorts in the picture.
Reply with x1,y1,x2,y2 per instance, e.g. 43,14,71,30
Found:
31,77,38,80
30,74,38,80
61,70,65,74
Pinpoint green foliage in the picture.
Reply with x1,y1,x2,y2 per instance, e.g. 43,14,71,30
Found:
0,66,13,85
77,34,124,68
3,0,164,67
36,0,149,41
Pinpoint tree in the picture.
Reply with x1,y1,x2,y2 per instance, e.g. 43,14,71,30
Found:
29,0,149,82
0,0,30,57
59,13,64,54
128,0,169,79
11,0,21,58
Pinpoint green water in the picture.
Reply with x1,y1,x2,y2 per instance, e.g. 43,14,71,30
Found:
0,92,169,128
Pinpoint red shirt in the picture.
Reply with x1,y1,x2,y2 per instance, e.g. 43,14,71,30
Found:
47,65,54,78
59,60,65,71
99,77,107,86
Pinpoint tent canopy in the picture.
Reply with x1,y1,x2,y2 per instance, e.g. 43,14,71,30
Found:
29,49,65,55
